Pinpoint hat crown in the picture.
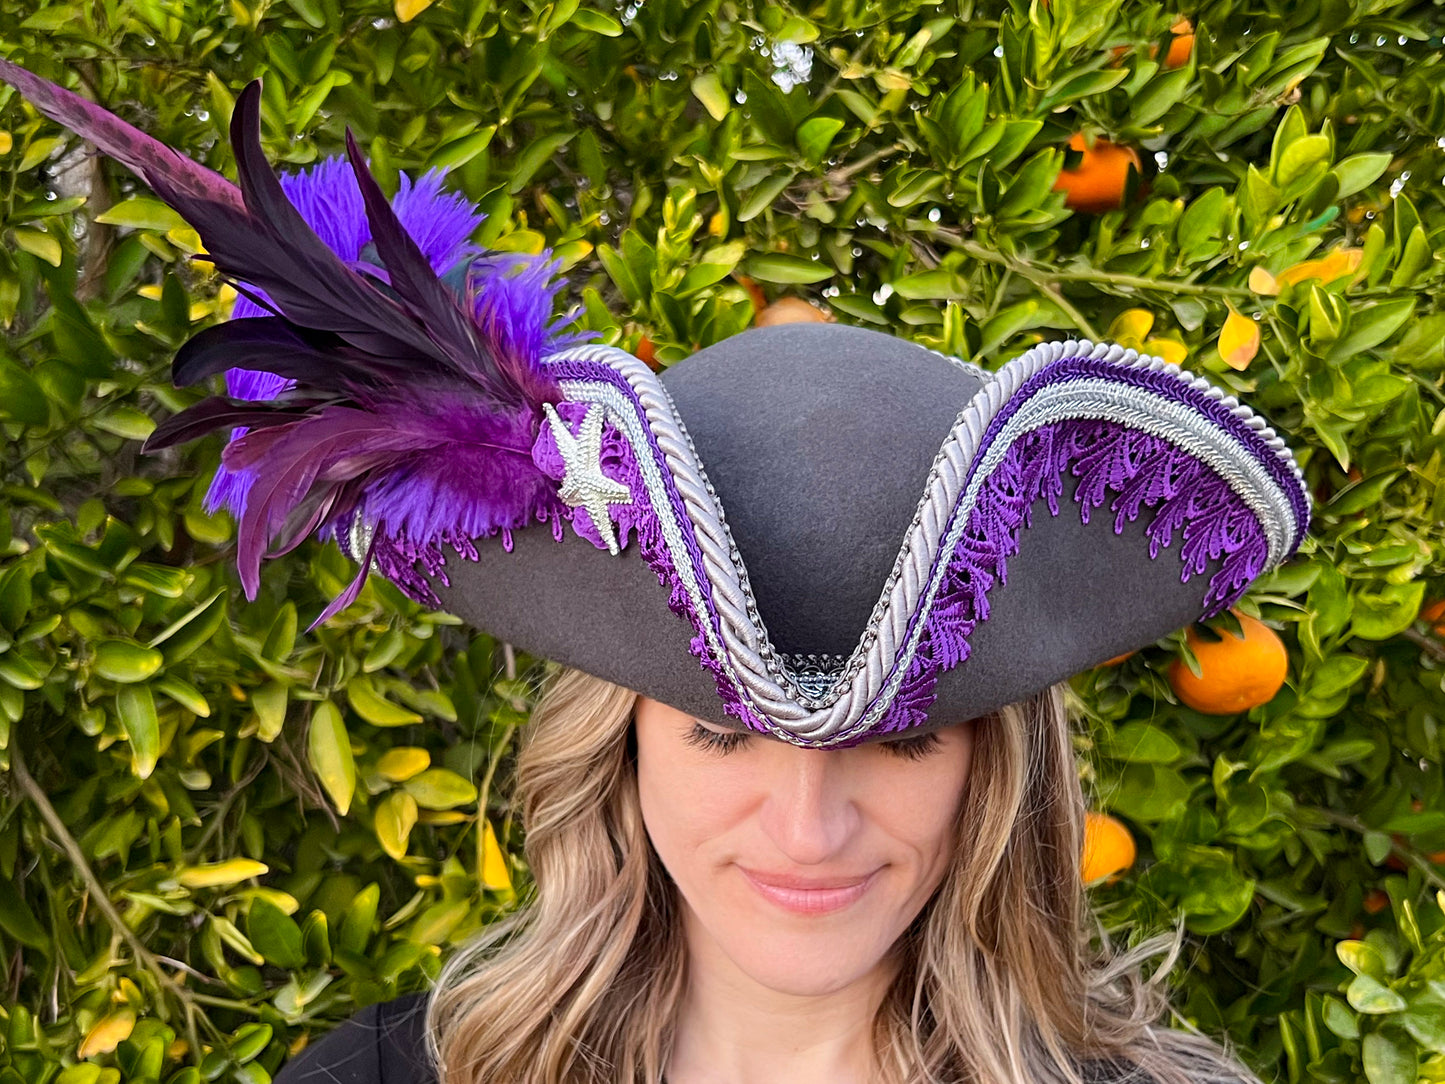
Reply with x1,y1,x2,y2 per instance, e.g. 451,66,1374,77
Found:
660,324,985,660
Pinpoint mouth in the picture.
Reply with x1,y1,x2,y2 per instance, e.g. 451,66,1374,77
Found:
738,867,880,916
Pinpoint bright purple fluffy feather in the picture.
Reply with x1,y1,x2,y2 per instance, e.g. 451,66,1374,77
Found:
206,160,489,513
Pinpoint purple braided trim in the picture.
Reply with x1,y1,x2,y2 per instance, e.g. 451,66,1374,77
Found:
868,415,1272,735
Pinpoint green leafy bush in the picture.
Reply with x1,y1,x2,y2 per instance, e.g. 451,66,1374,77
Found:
1,0,1444,1081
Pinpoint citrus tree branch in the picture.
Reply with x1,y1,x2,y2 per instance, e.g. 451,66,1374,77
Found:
8,739,209,1053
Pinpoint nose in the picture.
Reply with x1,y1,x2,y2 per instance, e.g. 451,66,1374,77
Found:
758,747,861,865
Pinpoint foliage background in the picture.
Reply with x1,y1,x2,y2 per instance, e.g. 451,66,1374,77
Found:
1,0,1445,1080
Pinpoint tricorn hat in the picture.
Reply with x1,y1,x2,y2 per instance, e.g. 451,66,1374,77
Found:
0,63,1310,747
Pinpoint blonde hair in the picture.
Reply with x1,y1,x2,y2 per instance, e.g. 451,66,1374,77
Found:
428,667,1256,1084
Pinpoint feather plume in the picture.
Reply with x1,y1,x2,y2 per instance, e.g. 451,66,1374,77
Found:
0,61,593,622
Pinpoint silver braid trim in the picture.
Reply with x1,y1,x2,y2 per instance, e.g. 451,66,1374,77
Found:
545,340,1308,745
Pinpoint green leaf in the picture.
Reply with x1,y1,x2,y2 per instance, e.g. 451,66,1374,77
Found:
1176,187,1228,252
1275,134,1331,188
94,640,164,683
11,228,62,267
347,674,424,726
1351,582,1425,641
262,601,298,661
0,878,48,951
0,359,47,427
0,565,32,632
1328,299,1416,362
796,117,844,166
507,132,575,193
115,685,160,779
94,197,191,233
1105,723,1184,764
570,7,623,35
374,790,418,860
404,768,478,810
16,136,60,172
1349,974,1408,1013
338,883,380,955
744,252,833,284
247,899,305,970
155,676,211,718
252,681,288,742
738,171,797,222
425,127,496,171
691,73,731,122
1362,1032,1417,1084
152,590,227,664
308,701,356,815
1332,152,1393,198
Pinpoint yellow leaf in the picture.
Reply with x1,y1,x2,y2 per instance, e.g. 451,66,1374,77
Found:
394,0,434,21
1142,337,1188,366
1107,308,1154,346
1277,247,1362,288
308,701,356,815
177,858,269,889
165,226,206,255
1248,266,1279,295
236,886,300,915
1217,306,1260,370
375,747,431,783
480,819,513,893
12,226,62,267
0,132,11,155
375,791,418,861
417,809,468,826
78,1009,136,1058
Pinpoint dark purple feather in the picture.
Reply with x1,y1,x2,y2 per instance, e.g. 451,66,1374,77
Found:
145,398,309,451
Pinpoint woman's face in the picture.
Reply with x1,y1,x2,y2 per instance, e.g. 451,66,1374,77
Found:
634,699,975,998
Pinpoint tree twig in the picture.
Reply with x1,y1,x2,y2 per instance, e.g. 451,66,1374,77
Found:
9,739,210,1053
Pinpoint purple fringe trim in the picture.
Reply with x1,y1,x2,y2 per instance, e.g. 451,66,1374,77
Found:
868,416,1270,735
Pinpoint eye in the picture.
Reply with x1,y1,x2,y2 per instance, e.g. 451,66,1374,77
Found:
878,730,943,761
684,721,750,755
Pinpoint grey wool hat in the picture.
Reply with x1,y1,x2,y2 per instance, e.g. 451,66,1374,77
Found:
0,61,1312,747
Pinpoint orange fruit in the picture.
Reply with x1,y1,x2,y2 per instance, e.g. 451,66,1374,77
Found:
633,333,658,369
756,296,831,327
1081,812,1137,883
1099,651,1135,667
1163,17,1194,68
1168,610,1288,715
1363,889,1390,915
1053,133,1141,214
1421,598,1445,636
1107,19,1193,69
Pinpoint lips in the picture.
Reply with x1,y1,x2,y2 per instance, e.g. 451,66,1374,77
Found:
739,867,879,916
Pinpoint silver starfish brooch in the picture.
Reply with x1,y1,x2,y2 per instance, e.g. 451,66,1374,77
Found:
543,402,633,556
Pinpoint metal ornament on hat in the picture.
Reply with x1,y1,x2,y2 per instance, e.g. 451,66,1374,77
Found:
542,403,632,556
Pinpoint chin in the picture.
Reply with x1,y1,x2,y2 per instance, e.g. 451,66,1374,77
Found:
722,930,887,996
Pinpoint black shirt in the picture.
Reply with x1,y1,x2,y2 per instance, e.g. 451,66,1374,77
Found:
275,996,1163,1083
276,995,437,1084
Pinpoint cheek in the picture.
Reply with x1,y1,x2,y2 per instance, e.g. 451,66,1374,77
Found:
635,734,753,878
868,741,974,881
